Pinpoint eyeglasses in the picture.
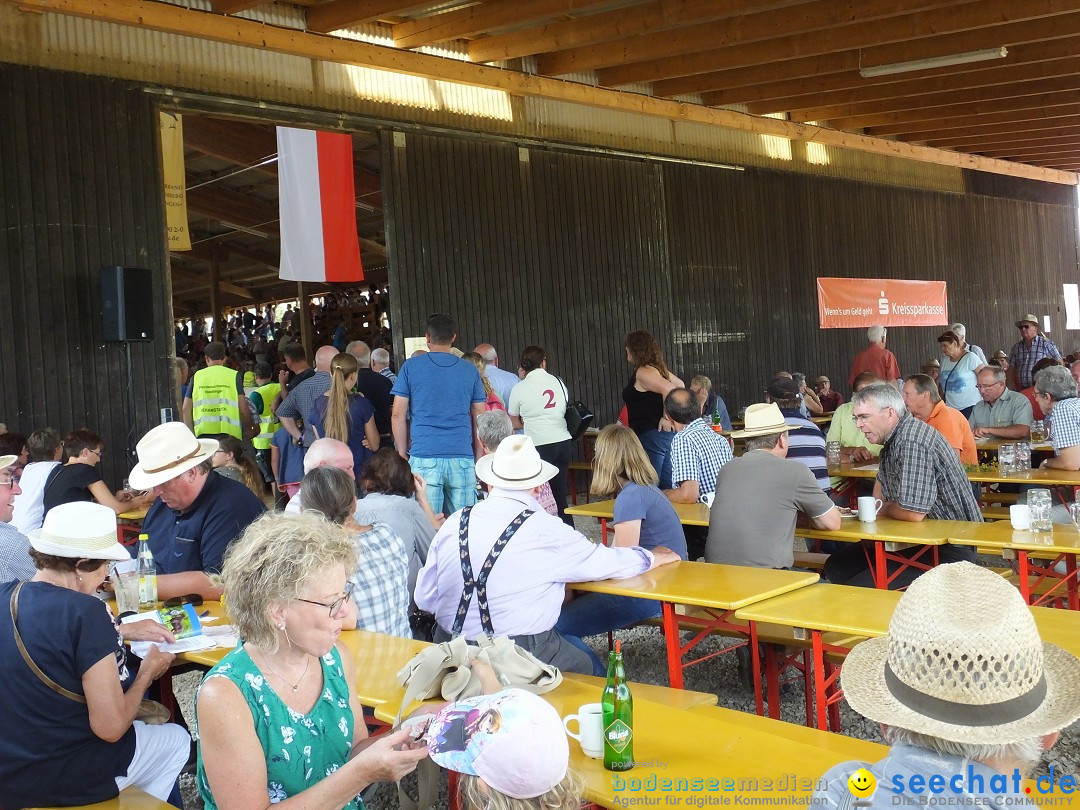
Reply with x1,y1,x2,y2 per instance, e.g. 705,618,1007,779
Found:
90,449,103,457
975,382,1004,390
297,591,351,617
0,476,19,488
163,594,204,608
852,412,880,424
1035,391,1049,399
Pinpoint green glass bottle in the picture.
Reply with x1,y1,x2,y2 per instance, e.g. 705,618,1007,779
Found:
712,398,722,427
602,640,633,771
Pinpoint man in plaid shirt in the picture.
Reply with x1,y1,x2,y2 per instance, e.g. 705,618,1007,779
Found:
1035,366,1080,524
664,388,732,505
1007,314,1061,390
824,383,981,589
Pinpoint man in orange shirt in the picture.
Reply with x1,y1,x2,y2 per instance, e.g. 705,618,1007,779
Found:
902,374,977,465
848,325,901,389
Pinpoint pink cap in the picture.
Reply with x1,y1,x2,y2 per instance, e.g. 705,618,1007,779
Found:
426,689,569,799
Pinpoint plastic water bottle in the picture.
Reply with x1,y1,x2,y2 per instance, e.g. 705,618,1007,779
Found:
137,533,158,607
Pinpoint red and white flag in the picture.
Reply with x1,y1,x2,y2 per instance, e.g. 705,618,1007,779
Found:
276,126,364,283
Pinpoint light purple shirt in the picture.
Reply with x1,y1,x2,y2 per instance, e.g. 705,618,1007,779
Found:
414,488,653,638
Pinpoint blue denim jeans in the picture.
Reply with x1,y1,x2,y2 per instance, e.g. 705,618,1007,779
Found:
555,591,662,670
637,429,674,489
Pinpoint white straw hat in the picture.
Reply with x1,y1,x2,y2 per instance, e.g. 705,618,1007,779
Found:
29,502,130,561
730,402,792,439
128,422,218,490
475,435,557,491
841,562,1080,744
0,454,16,471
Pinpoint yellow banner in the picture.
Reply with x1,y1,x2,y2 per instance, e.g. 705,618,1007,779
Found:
159,111,191,251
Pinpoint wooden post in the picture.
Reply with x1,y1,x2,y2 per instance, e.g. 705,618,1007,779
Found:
297,281,313,358
209,250,222,342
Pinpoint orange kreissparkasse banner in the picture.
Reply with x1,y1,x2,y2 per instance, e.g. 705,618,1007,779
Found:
817,278,949,329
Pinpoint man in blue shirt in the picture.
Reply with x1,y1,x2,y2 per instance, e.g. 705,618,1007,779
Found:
392,314,486,517
129,423,265,600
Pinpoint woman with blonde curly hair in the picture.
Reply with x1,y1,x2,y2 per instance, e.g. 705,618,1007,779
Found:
623,330,683,489
309,352,380,478
196,512,427,810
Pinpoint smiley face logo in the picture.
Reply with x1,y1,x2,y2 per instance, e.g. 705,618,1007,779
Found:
847,768,877,799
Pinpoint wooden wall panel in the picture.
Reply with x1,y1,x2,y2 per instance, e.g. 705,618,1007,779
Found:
0,64,174,486
386,128,1079,421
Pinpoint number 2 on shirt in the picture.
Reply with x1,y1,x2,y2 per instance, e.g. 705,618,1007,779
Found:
542,390,556,409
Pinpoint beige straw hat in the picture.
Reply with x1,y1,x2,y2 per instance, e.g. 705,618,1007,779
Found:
730,403,791,439
29,502,130,561
128,422,218,490
1016,314,1040,328
841,562,1080,744
475,435,557,490
0,454,16,471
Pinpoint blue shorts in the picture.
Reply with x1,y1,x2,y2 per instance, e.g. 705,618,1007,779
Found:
409,456,476,516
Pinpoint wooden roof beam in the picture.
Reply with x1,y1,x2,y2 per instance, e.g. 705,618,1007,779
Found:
869,104,1080,137
925,121,1080,148
597,4,1080,87
737,56,1080,116
789,75,1080,123
977,145,1080,160
11,0,1074,185
829,89,1080,131
393,0,629,50
689,35,1080,104
306,0,431,35
468,0,807,65
169,261,255,300
536,0,960,75
186,184,281,235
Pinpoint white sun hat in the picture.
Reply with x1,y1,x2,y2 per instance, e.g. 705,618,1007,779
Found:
841,561,1080,745
475,435,557,491
730,402,792,439
0,454,16,471
128,422,218,490
28,502,130,561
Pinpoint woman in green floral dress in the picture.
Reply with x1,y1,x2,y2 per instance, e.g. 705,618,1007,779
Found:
196,512,429,810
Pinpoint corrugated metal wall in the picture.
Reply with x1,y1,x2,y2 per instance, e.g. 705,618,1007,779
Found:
386,130,1080,421
0,63,175,485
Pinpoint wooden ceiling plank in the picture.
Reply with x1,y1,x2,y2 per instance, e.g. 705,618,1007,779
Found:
979,147,1080,159
788,75,1080,123
186,184,281,235
597,4,1080,87
691,34,1080,103
12,0,1075,185
925,121,1080,147
536,0,962,75
832,90,1080,131
870,105,1080,137
739,56,1080,116
307,0,431,34
468,0,807,64
170,261,255,300
209,0,265,15
393,0,618,49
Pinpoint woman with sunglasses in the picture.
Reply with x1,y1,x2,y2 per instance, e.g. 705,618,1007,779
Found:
197,512,428,810
42,429,154,517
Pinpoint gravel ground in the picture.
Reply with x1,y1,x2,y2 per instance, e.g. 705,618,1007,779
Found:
176,517,1080,809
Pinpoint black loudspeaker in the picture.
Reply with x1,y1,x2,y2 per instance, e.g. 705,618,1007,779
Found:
101,266,154,342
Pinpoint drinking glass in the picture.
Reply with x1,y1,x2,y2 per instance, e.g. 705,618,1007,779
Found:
1028,488,1053,533
114,569,141,614
1014,442,1031,472
826,441,842,468
1070,502,1080,533
1031,420,1048,443
997,443,1015,475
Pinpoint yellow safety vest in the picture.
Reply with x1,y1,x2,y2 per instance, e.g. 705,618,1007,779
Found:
252,382,282,450
191,364,243,439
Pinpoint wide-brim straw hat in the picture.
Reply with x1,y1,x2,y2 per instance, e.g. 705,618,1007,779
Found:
842,562,1080,744
128,422,218,490
1016,314,1040,328
731,402,792,439
0,454,16,471
815,375,830,383
29,502,130,561
921,358,941,369
993,349,1009,359
476,435,557,490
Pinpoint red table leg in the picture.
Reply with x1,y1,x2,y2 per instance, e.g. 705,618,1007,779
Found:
812,630,827,731
872,541,886,589
600,518,609,546
1018,551,1032,605
749,621,764,717
661,601,684,689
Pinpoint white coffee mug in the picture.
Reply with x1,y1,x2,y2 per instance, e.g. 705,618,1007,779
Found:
563,702,604,759
857,496,883,523
1010,504,1032,531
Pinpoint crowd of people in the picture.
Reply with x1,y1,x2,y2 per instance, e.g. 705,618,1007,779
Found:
1,309,1079,809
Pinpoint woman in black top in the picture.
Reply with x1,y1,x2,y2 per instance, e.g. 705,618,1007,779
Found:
622,331,684,489
42,429,153,517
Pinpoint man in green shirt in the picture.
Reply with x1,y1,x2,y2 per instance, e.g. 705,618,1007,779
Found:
825,371,882,504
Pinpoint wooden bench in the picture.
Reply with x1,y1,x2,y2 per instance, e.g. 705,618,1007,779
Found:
30,787,172,810
792,551,829,572
981,506,1011,520
568,460,593,505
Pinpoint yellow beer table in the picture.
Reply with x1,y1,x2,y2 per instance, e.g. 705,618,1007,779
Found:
573,561,817,690
947,522,1080,610
797,517,954,590
833,462,1080,487
734,584,899,731
566,498,708,544
116,506,149,546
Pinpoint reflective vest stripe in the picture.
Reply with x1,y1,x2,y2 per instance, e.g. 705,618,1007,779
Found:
191,365,243,439
252,382,281,450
